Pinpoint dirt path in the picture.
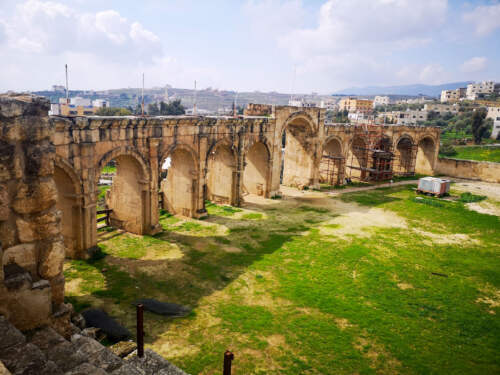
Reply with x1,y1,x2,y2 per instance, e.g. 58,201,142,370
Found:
326,180,419,196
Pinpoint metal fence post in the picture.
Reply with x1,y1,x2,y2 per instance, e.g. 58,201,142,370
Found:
137,304,144,358
223,350,234,375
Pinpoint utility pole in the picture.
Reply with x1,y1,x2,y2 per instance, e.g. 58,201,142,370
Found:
290,65,297,104
141,73,145,117
65,64,69,104
193,80,197,115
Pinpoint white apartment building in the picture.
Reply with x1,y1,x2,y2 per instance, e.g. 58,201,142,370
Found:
319,99,337,110
440,88,466,102
487,106,500,139
92,99,109,108
347,112,374,124
70,97,92,106
377,110,428,125
424,103,459,115
466,81,495,100
373,96,390,107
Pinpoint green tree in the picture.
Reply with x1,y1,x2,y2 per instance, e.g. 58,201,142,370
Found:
471,109,488,144
95,107,132,116
158,100,185,115
147,102,160,115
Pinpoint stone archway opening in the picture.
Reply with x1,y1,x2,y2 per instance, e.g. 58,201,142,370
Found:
416,137,436,175
160,148,198,217
320,138,344,186
54,166,81,258
281,117,314,188
394,137,416,176
97,155,147,234
346,135,368,181
243,142,269,197
206,144,236,205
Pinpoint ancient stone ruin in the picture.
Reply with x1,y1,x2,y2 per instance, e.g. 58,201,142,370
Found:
0,93,440,373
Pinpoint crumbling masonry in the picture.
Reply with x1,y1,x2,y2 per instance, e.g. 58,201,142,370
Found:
0,95,440,333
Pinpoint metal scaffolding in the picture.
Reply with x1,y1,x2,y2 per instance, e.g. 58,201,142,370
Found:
319,155,345,186
346,124,396,182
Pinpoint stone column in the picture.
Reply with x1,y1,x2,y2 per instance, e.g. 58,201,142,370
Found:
148,139,161,234
0,94,69,333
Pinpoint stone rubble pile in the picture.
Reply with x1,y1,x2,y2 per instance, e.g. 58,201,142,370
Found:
0,316,189,375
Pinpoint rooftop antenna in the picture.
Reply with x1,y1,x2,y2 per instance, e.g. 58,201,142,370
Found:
65,64,69,104
233,92,239,117
290,65,297,103
141,73,145,116
193,80,197,115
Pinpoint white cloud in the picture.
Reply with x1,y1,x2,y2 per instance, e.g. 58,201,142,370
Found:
278,0,447,60
4,0,162,61
460,56,487,73
463,3,500,36
245,0,449,89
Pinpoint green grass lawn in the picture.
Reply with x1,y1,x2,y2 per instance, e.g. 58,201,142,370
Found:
441,145,500,163
65,187,500,374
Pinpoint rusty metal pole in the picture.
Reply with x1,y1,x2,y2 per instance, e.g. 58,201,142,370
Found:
137,304,144,358
223,350,234,375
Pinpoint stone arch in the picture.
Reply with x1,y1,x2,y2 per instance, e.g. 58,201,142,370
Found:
206,140,238,205
320,136,344,185
346,135,369,180
243,140,271,197
96,147,151,235
394,135,416,175
281,112,316,188
54,156,83,258
159,144,200,217
416,135,437,175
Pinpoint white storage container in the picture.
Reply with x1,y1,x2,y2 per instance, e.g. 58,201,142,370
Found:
417,177,450,197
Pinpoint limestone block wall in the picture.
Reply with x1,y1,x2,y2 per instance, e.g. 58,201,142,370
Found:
0,94,67,332
435,158,500,183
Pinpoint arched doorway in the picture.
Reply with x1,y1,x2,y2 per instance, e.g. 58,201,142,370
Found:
54,165,82,258
97,153,149,234
243,142,269,196
206,143,236,205
394,136,416,176
320,138,344,186
346,136,368,181
282,116,314,188
160,147,198,217
416,137,436,175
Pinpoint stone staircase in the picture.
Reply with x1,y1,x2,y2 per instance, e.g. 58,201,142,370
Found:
0,316,189,375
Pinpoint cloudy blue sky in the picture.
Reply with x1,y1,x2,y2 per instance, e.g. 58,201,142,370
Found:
0,0,499,94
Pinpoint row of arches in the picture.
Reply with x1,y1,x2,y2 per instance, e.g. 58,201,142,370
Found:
320,134,437,183
53,140,273,258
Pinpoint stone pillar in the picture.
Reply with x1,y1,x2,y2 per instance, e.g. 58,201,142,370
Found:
0,94,69,333
148,139,161,234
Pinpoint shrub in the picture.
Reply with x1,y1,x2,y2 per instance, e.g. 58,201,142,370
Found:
440,143,457,157
458,192,486,203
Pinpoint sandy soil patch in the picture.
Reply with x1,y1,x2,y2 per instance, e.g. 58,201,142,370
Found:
397,283,414,290
466,201,500,217
476,285,500,313
320,201,407,239
451,179,500,201
412,228,480,245
354,334,401,373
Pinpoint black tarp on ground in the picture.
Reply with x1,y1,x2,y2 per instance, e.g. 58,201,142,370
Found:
81,309,131,342
132,299,191,317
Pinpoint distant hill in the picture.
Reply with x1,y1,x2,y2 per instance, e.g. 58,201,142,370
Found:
334,82,472,97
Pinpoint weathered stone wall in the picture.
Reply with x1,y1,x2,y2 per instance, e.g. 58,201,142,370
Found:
243,103,273,117
0,94,68,332
435,158,500,183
